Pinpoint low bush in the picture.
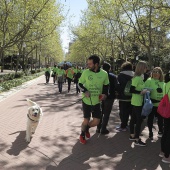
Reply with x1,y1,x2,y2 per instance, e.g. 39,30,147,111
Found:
0,71,44,92
31,70,36,74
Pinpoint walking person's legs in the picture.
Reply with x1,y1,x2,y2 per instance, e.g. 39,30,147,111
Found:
161,119,170,163
96,102,104,133
76,83,80,93
118,101,124,126
129,106,136,140
53,75,56,84
45,72,50,83
80,103,101,144
117,101,132,131
134,108,143,139
147,107,155,139
67,78,72,92
100,99,114,134
59,82,62,93
133,106,146,146
157,113,164,137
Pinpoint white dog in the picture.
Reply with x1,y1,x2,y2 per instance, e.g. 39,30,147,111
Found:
25,99,43,142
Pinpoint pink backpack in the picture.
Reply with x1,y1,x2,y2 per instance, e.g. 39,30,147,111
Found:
157,85,170,118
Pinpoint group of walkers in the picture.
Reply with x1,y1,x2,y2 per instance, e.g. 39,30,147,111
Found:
44,55,170,164
77,54,170,165
44,64,83,93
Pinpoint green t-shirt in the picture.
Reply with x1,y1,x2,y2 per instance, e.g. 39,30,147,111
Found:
79,69,109,105
73,68,78,74
66,68,74,79
145,78,164,107
52,67,58,73
57,68,65,76
45,68,51,74
131,76,145,106
163,82,170,97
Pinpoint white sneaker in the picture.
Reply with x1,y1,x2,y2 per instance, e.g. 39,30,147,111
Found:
159,151,164,158
115,125,121,129
162,157,170,163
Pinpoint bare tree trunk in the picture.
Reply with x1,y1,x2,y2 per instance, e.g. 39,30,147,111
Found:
0,47,4,72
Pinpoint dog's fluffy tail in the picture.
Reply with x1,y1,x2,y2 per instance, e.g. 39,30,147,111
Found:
26,99,37,106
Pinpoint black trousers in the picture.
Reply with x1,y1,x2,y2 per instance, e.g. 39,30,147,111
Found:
67,78,72,91
53,74,56,83
130,106,143,138
147,106,164,133
58,82,63,92
119,101,132,128
161,118,170,157
97,98,114,131
76,83,80,93
45,72,50,83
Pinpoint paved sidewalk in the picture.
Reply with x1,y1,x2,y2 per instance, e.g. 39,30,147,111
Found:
0,76,169,170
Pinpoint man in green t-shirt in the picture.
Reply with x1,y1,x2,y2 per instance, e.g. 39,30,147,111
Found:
78,55,109,144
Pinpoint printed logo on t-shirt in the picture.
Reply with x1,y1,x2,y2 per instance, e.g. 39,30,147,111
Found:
88,75,93,81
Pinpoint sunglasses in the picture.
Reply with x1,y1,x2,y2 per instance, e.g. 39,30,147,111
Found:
152,71,160,74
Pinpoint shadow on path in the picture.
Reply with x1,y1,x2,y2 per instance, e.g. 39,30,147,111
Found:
7,131,28,156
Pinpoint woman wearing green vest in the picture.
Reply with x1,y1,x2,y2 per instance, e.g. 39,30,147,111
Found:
129,61,148,146
145,67,164,139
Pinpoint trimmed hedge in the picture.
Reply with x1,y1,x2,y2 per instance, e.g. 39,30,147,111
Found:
0,71,44,92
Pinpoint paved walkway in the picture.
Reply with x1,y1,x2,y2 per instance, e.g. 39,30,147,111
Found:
0,76,169,170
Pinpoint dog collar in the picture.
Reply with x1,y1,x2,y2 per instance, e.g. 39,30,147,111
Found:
27,114,38,122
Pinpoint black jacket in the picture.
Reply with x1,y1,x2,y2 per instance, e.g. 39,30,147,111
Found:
117,70,134,100
107,72,118,99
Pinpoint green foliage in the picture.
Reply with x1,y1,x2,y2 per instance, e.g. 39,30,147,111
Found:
0,0,65,71
69,0,170,68
0,71,44,92
31,70,36,74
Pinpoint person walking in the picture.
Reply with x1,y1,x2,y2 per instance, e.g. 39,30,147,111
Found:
45,64,51,84
65,66,74,93
78,55,109,144
96,62,118,134
116,61,134,132
52,64,58,84
57,66,65,93
145,67,164,139
129,61,148,146
74,66,82,94
160,72,170,163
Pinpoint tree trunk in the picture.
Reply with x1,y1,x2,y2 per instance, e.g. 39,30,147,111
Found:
0,47,4,72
